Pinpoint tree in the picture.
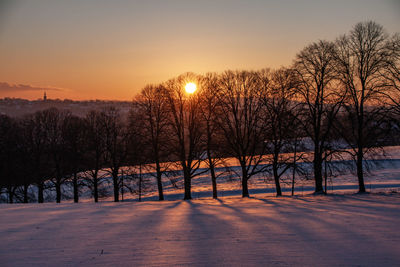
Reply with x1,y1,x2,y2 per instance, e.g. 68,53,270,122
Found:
84,110,106,202
20,113,47,203
43,108,71,203
334,21,392,192
164,73,205,200
101,107,129,202
62,115,87,203
132,84,171,200
0,115,20,203
216,70,269,197
21,111,52,203
199,73,228,199
262,68,300,196
15,118,34,203
294,40,343,194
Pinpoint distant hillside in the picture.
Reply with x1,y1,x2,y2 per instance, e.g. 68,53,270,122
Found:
0,98,132,117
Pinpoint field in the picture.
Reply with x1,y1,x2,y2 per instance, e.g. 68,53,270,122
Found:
2,147,400,266
1,193,400,266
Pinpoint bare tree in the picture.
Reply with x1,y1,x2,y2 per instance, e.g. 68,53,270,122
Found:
0,115,20,203
101,107,129,202
199,73,229,199
164,73,205,200
42,108,71,203
132,84,171,200
84,110,107,202
15,118,34,203
21,111,51,203
334,21,392,192
294,40,344,194
262,68,300,196
216,70,269,197
62,115,87,203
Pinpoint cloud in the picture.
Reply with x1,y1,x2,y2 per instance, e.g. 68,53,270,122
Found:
0,82,64,92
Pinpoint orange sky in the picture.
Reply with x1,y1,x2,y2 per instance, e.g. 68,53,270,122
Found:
0,0,399,100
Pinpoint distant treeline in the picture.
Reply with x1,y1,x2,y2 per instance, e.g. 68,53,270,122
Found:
0,98,132,118
1,21,399,203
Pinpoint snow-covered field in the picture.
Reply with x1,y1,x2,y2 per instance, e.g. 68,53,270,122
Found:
1,147,400,266
1,193,400,266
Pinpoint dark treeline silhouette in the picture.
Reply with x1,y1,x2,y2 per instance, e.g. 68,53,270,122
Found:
1,21,399,203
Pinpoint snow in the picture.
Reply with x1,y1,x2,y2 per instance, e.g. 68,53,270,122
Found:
3,146,400,203
1,193,400,266
2,147,400,265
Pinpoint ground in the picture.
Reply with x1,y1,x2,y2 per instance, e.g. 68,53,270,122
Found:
1,193,399,266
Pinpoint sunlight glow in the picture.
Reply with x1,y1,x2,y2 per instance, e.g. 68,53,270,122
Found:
185,82,197,94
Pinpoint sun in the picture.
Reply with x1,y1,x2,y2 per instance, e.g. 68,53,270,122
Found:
185,82,197,94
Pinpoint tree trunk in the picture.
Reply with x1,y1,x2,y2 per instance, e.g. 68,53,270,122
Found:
356,109,366,193
207,152,218,199
73,172,79,203
155,162,164,201
93,170,98,203
8,186,14,204
121,172,124,201
206,126,217,199
183,168,192,200
241,164,250,197
23,183,29,203
356,148,366,193
138,173,142,202
242,178,249,198
38,182,44,203
56,180,61,203
273,161,282,197
313,152,324,194
291,140,297,196
324,159,328,195
210,165,218,199
112,170,119,202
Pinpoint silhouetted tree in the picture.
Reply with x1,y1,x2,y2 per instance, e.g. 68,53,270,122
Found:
164,73,205,200
132,84,171,200
199,73,227,199
84,110,106,202
294,40,344,194
62,115,87,203
23,111,52,203
43,108,71,203
20,112,49,203
216,70,269,197
101,107,129,202
0,115,20,203
14,119,34,203
334,21,392,192
262,68,300,196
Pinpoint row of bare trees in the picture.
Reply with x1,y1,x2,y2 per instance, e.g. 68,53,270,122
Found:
0,107,143,203
294,21,399,193
1,21,399,203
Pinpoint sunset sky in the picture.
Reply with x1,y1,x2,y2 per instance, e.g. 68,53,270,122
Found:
0,0,399,100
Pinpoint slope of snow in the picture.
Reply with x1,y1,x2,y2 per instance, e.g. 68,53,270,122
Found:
1,193,399,266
